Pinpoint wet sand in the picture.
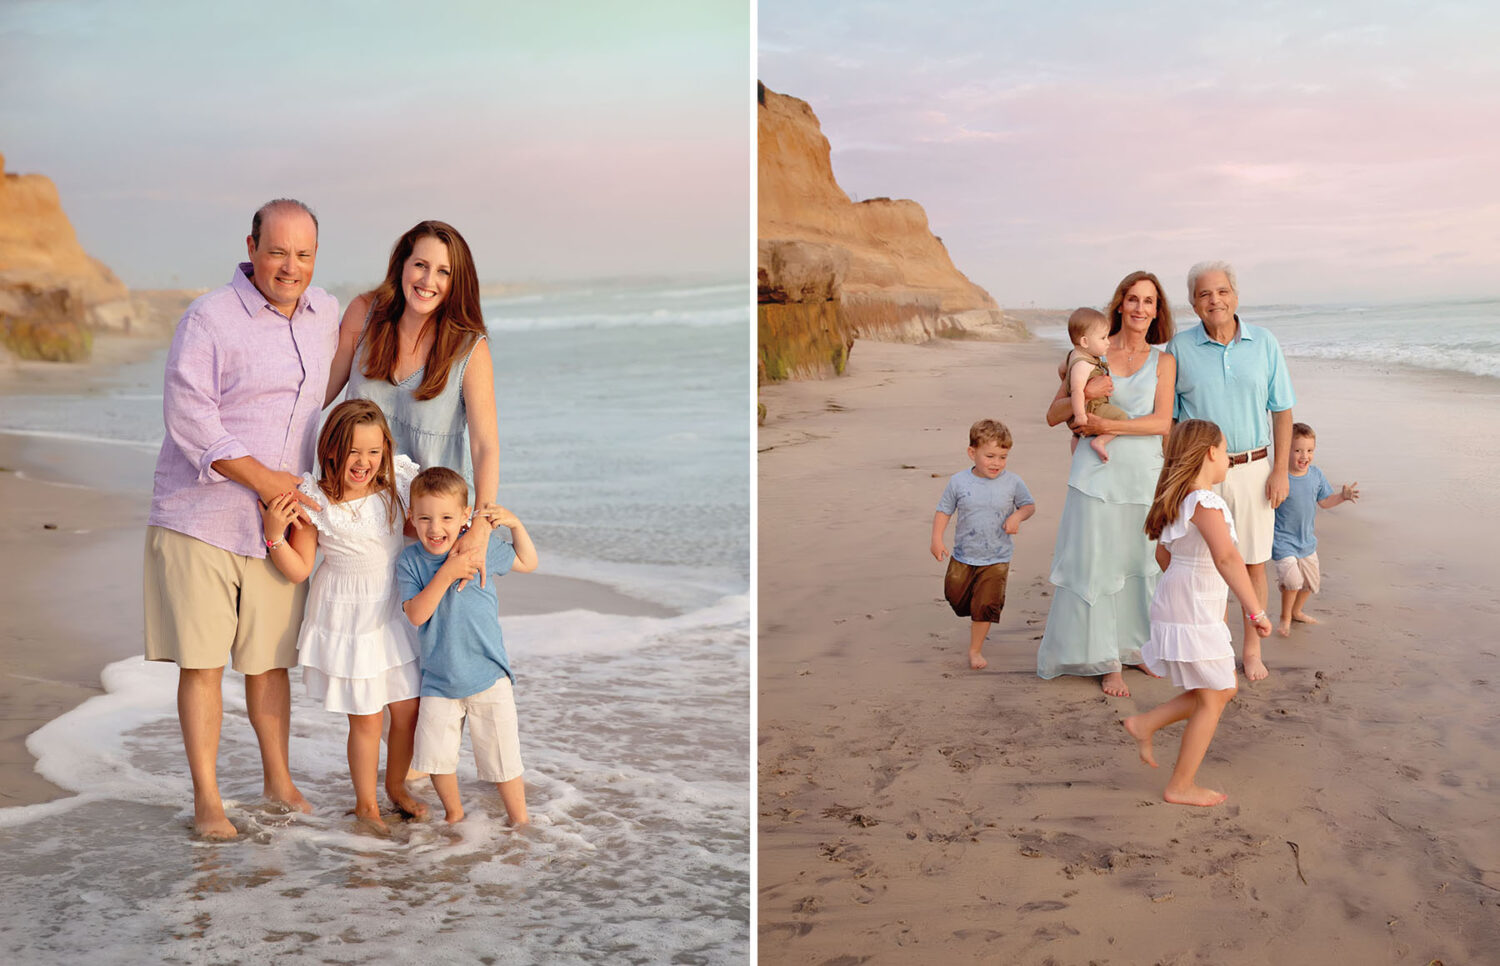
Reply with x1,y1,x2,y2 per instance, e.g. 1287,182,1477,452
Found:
757,336,1500,963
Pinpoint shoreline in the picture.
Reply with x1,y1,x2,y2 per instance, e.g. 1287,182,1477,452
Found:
758,336,1500,962
0,428,676,810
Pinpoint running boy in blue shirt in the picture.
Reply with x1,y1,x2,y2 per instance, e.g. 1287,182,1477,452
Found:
397,466,538,825
1272,422,1359,637
931,419,1036,670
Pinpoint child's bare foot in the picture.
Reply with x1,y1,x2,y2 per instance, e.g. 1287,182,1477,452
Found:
388,790,430,822
352,803,390,834
193,810,238,841
1130,662,1162,679
1277,619,1292,638
1242,655,1269,682
1090,437,1110,462
266,783,313,815
969,650,988,670
1163,784,1228,807
1121,716,1157,767
1100,671,1130,697
1291,611,1320,624
443,806,465,824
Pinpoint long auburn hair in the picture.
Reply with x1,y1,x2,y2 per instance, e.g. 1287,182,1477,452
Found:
316,399,399,527
1144,419,1224,540
1106,270,1175,345
360,220,486,401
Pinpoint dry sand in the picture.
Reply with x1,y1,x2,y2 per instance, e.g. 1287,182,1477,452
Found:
757,336,1500,963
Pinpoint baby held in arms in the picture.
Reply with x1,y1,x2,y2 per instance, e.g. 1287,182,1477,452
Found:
1060,307,1129,462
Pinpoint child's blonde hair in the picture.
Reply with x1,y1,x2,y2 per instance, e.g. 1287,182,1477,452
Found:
1144,419,1224,540
1292,422,1315,441
409,465,469,506
316,399,398,527
969,419,1013,449
1066,307,1108,344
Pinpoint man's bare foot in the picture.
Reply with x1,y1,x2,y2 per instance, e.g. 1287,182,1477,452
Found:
1277,620,1292,638
1122,716,1157,767
1243,656,1269,682
1090,437,1111,462
1291,611,1319,624
1101,671,1130,697
1163,784,1228,807
969,651,988,670
193,811,238,841
388,790,430,821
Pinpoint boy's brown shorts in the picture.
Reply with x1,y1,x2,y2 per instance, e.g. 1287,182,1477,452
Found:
943,558,1009,623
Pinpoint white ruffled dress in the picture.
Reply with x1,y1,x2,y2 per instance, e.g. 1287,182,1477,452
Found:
296,455,422,715
1142,490,1239,692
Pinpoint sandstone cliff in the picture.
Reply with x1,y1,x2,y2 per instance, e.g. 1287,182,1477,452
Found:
0,152,136,360
758,84,1027,382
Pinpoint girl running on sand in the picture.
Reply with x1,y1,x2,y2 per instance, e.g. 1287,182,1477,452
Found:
260,399,426,831
1123,419,1271,806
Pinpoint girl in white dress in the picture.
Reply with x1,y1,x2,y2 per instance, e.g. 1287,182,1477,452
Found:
1123,419,1272,807
261,399,425,831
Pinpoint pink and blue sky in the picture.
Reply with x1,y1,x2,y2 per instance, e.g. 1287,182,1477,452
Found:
1,1,749,288
759,1,1500,306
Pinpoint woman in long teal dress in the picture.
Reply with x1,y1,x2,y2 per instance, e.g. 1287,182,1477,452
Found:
1037,271,1176,697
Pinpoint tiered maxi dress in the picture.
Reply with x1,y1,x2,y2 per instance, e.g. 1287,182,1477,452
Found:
1037,348,1165,679
1141,490,1239,691
296,455,422,715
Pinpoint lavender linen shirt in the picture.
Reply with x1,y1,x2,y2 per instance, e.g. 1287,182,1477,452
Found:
147,263,339,557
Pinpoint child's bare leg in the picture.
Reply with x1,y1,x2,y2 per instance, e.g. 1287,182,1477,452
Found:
347,712,387,831
968,620,990,670
1291,589,1318,623
430,773,464,823
1241,563,1269,681
1122,691,1196,767
1089,433,1116,462
383,697,428,820
496,776,528,826
1163,687,1235,806
1278,585,1297,637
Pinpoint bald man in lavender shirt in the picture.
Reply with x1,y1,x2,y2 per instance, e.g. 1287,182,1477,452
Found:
143,200,338,839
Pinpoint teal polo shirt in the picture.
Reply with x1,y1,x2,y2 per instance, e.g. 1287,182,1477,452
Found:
1166,317,1295,453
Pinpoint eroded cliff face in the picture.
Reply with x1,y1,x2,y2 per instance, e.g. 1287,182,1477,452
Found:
758,84,1026,382
0,152,135,359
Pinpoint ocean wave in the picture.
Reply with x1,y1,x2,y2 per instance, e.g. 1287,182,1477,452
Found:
486,305,748,332
1284,342,1500,380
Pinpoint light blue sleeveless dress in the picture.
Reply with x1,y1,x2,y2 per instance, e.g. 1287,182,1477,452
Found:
1037,348,1165,678
347,330,485,488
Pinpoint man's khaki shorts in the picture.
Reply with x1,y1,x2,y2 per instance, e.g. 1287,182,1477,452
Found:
143,526,306,674
1213,454,1274,566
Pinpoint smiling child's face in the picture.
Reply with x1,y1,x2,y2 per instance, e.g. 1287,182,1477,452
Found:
1290,435,1316,473
341,423,385,495
410,490,470,555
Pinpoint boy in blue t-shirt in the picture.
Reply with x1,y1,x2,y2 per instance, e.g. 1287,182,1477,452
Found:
397,466,538,825
930,418,1036,670
1272,423,1359,637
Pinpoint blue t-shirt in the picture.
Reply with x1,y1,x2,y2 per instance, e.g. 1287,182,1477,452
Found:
1271,465,1333,560
395,530,517,700
935,469,1034,566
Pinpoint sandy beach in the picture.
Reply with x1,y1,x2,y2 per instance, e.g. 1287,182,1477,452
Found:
757,335,1500,963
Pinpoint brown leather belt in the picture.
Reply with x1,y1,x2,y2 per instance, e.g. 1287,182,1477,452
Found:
1228,447,1268,466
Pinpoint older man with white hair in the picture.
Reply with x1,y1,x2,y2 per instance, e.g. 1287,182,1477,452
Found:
1165,261,1295,682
